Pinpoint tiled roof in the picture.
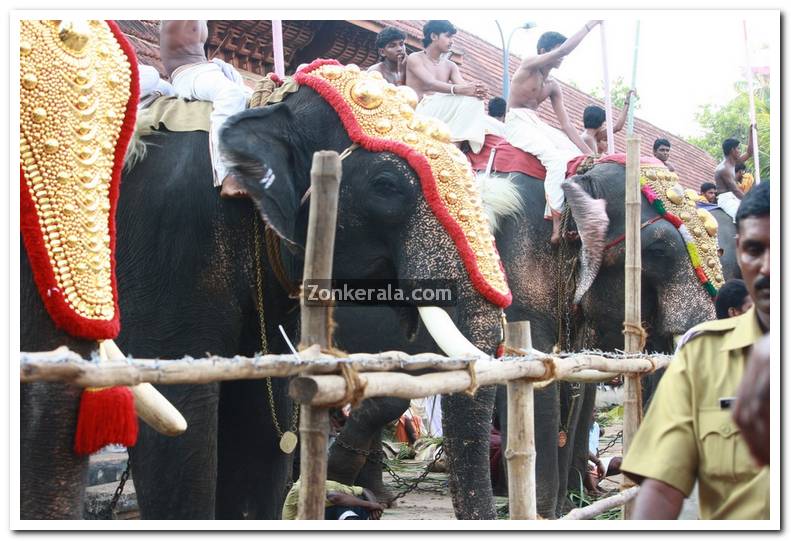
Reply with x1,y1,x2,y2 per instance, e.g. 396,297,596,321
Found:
117,19,717,191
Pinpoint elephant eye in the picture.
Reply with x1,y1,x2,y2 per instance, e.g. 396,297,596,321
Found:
371,175,404,196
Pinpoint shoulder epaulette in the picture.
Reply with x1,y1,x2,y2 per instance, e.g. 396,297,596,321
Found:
676,317,737,350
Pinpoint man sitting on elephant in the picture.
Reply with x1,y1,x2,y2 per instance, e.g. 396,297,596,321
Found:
406,20,502,153
159,20,252,198
505,21,602,244
714,130,755,220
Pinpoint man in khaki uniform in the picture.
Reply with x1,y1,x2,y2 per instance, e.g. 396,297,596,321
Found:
622,181,770,519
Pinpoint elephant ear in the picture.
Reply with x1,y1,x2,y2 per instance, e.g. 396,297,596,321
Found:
220,102,306,249
562,181,609,304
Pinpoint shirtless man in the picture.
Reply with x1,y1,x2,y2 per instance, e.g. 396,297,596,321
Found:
367,27,407,86
714,129,755,220
652,138,676,172
160,20,252,198
506,20,602,244
406,20,500,153
580,90,635,156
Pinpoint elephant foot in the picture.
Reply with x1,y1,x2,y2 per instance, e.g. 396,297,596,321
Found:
354,445,398,507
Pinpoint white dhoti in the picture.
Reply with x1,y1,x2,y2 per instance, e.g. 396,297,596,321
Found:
171,60,252,186
424,394,443,437
717,192,740,222
416,94,504,154
505,108,580,218
138,64,176,104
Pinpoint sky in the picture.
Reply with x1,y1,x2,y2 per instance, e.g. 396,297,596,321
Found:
450,11,777,139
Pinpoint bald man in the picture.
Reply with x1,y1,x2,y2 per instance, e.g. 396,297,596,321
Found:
160,20,252,197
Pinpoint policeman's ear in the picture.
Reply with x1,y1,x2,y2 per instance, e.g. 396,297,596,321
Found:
220,102,306,249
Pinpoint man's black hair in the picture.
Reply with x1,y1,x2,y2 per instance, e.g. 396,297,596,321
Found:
735,180,769,229
422,20,456,48
722,138,740,157
583,105,606,129
488,97,507,118
376,26,406,50
700,182,716,193
653,138,671,152
537,31,566,54
735,161,747,173
715,279,750,319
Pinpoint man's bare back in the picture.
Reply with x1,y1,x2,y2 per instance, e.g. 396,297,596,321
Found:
160,20,208,77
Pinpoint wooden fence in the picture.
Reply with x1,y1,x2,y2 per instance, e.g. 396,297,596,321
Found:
20,141,651,520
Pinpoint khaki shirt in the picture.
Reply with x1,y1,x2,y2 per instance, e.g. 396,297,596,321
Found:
621,307,770,519
281,479,364,520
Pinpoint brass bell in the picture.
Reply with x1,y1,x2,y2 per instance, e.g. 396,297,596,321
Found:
350,79,385,110
57,20,92,53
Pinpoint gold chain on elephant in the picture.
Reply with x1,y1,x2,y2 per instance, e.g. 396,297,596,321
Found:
254,214,299,454
109,458,131,519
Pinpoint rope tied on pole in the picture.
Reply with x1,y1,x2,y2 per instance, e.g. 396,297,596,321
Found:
503,346,558,383
621,321,648,352
464,359,479,397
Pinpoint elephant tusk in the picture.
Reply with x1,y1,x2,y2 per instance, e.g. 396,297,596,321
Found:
417,306,489,360
99,340,188,436
417,306,547,363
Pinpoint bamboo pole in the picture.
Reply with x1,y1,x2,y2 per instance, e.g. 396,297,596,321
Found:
297,151,342,520
622,135,643,520
20,347,670,388
504,321,536,520
559,487,640,520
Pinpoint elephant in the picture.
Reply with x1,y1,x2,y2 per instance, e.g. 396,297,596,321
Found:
218,75,506,519
332,161,726,518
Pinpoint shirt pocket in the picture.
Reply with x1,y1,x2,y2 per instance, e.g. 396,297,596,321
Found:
698,410,755,481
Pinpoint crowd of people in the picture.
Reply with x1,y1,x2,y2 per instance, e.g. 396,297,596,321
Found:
133,19,771,521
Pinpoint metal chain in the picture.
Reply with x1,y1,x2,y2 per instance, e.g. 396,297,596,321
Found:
333,435,446,504
109,458,131,519
254,215,299,437
598,429,623,456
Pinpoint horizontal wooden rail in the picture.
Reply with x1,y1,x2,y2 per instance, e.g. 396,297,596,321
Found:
20,346,671,394
558,486,640,520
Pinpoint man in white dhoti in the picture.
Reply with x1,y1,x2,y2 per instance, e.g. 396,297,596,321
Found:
137,64,176,109
714,132,755,221
506,21,602,244
406,20,503,153
160,20,252,198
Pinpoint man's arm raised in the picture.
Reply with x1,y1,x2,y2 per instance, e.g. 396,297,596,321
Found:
738,124,756,162
522,20,601,72
612,90,636,134
550,84,591,154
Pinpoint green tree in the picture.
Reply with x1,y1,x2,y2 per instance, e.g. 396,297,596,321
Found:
689,74,770,181
589,76,640,111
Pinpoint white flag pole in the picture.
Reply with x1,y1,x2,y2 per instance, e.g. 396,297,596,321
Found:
600,21,614,155
743,20,760,183
272,20,285,78
626,21,641,137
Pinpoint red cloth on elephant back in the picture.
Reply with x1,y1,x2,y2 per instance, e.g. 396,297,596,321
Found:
466,134,587,179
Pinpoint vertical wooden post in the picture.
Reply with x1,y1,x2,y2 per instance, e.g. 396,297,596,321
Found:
505,321,537,520
297,151,342,520
622,136,642,519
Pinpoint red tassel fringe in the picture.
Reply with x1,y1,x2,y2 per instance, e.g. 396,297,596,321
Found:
74,386,138,455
